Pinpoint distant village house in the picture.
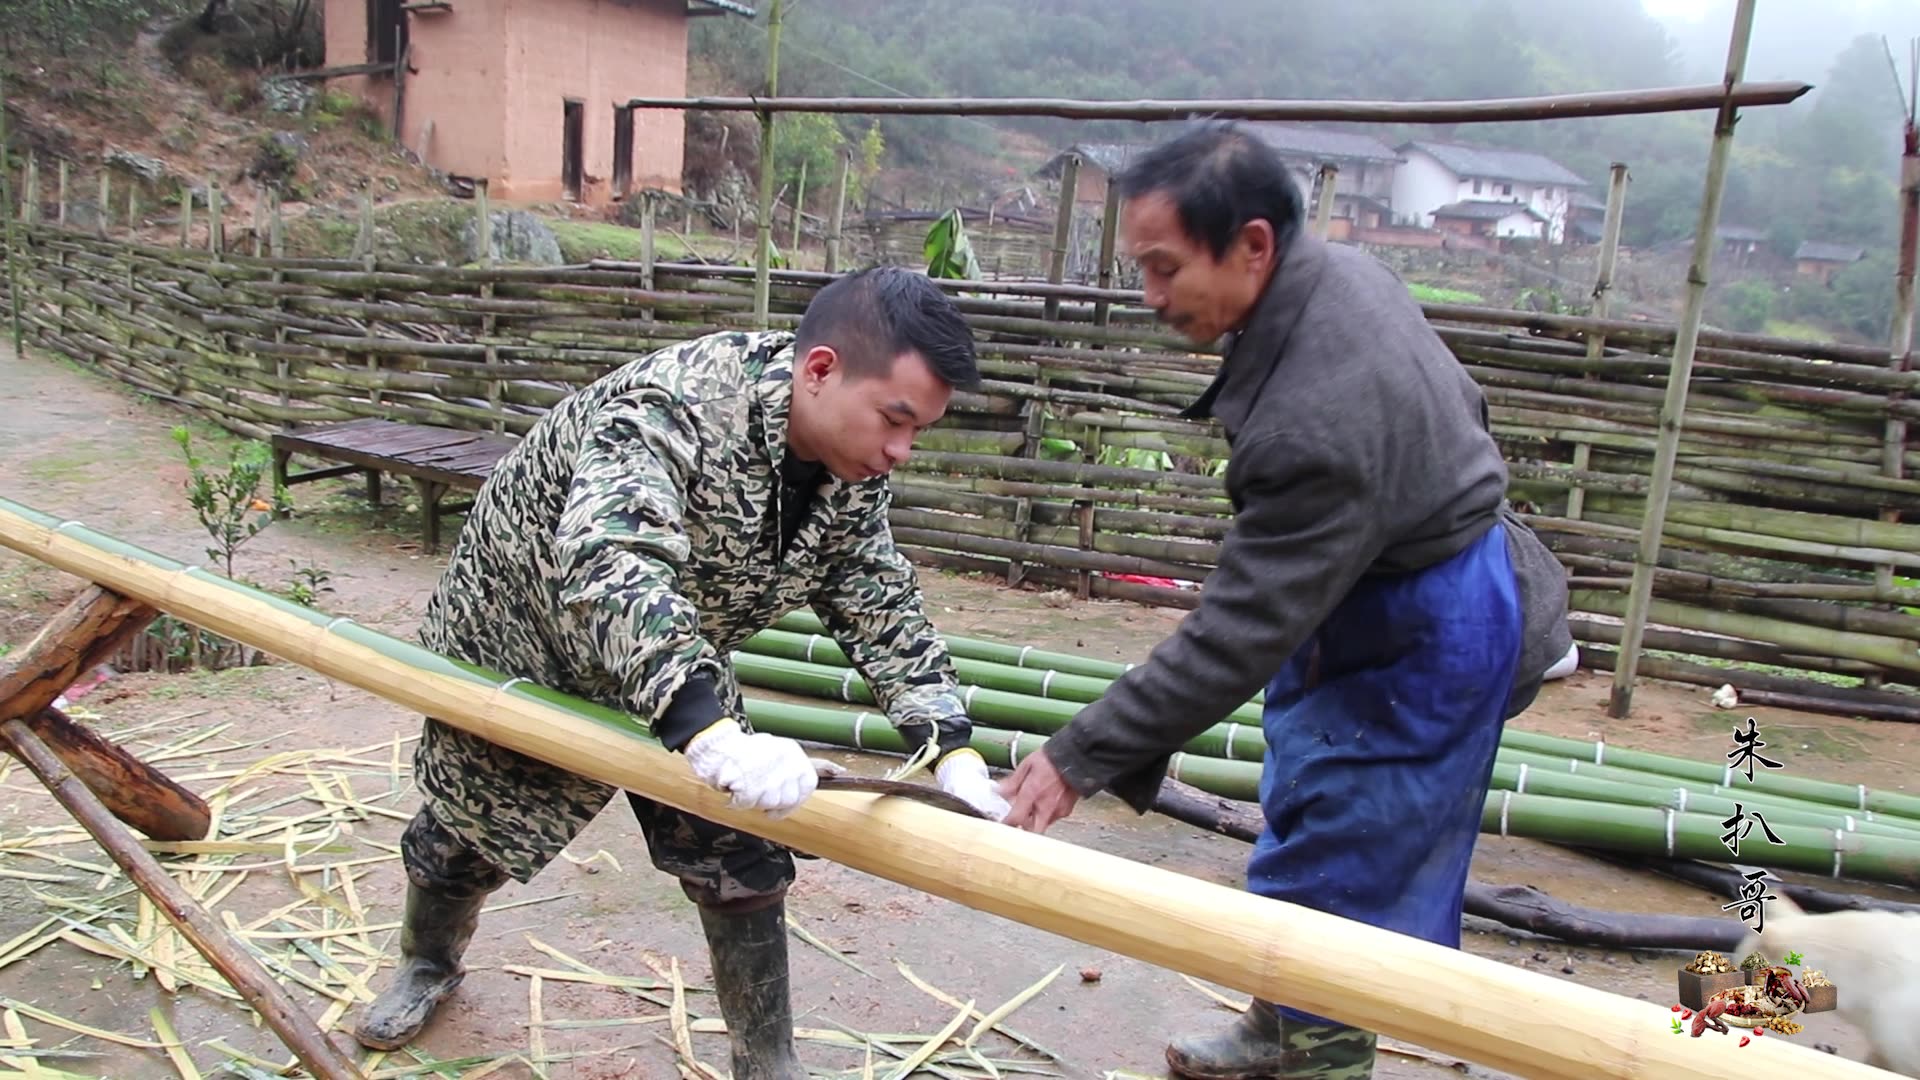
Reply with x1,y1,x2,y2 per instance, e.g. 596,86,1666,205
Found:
323,0,754,205
1390,140,1587,244
1794,241,1865,286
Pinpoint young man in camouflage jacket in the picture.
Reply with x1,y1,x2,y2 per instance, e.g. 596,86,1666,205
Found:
353,267,1007,1076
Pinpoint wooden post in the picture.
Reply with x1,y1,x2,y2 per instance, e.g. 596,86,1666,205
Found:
475,177,492,267
1608,0,1756,719
1044,153,1079,322
639,190,656,323
23,153,39,224
126,182,138,232
790,155,807,254
0,722,363,1080
1875,107,1918,607
825,148,851,273
1566,162,1630,522
391,33,408,146
1311,163,1338,238
0,68,23,355
57,158,68,226
357,191,375,268
250,192,264,257
208,179,223,258
96,169,109,236
1092,179,1122,329
752,0,784,329
269,187,285,257
179,184,192,247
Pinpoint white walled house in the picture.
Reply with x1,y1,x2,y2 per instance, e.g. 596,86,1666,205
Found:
1390,141,1588,244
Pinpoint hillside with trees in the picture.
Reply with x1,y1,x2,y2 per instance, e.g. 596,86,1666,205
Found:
692,0,1916,342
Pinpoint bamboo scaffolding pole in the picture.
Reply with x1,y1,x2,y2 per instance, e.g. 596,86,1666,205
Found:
0,67,21,355
752,0,782,328
2,502,1893,1079
1568,162,1630,521
1612,0,1757,718
1881,108,1920,603
623,81,1811,123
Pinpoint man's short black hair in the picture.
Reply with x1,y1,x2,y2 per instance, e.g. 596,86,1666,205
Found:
1115,120,1304,260
795,266,979,389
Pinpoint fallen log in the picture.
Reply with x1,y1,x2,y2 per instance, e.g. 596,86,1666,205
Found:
1150,779,1746,951
1580,851,1920,915
19,707,211,841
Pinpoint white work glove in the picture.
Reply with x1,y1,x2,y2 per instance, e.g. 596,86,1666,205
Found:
683,719,819,819
935,749,1011,822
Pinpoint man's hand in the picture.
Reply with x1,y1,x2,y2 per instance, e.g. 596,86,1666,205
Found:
995,749,1081,833
683,719,819,818
934,749,1011,822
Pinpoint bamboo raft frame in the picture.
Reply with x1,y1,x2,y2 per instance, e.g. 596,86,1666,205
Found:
0,496,1900,1080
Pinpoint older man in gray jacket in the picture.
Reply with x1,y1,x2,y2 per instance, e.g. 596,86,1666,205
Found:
997,122,1572,1080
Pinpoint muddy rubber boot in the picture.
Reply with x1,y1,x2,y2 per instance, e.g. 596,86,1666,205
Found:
1166,998,1289,1079
1167,1001,1377,1080
697,898,807,1080
353,882,488,1050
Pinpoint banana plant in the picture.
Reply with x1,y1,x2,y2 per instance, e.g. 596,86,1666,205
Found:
924,209,982,281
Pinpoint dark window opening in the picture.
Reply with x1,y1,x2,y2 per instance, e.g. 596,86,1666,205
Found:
613,105,634,199
367,0,407,65
562,100,585,201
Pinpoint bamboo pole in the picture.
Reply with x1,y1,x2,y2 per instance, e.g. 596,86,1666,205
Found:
1311,163,1337,238
790,155,806,253
208,180,223,258
0,721,363,1080
622,81,1811,124
476,178,492,267
825,147,850,274
22,153,37,225
1568,162,1629,521
1092,179,1121,329
57,159,68,226
753,0,782,329
96,169,109,237
0,500,1895,1080
1879,107,1919,603
1609,0,1755,719
1045,154,1078,322
0,67,22,355
179,185,192,247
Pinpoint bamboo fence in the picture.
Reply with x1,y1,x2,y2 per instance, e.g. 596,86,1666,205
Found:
2,161,1919,710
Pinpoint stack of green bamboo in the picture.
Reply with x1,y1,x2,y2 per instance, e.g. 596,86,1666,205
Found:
6,213,1920,703
728,612,1920,889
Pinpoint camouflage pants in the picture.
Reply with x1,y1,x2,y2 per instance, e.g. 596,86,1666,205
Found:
1274,1016,1376,1080
407,715,796,907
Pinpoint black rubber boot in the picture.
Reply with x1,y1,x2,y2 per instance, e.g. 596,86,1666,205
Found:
1166,998,1289,1079
1167,1001,1377,1080
697,897,807,1080
353,882,489,1050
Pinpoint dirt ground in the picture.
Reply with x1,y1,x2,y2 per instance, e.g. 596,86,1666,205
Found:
2,341,1915,1079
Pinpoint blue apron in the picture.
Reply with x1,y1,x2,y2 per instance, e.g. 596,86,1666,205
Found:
1247,520,1521,1027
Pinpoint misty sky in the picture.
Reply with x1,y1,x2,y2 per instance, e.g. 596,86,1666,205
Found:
1647,0,1920,85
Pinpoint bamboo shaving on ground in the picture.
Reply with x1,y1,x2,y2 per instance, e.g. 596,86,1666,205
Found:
0,716,576,1078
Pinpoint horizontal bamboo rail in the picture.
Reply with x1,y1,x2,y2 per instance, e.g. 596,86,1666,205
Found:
4,217,1920,705
621,82,1812,123
2,499,1895,1079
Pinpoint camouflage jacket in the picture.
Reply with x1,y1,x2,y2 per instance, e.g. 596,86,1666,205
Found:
418,329,969,752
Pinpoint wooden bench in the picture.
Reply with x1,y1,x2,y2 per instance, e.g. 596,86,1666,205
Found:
269,418,517,554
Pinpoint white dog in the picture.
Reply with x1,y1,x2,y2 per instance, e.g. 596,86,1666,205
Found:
1733,891,1920,1076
